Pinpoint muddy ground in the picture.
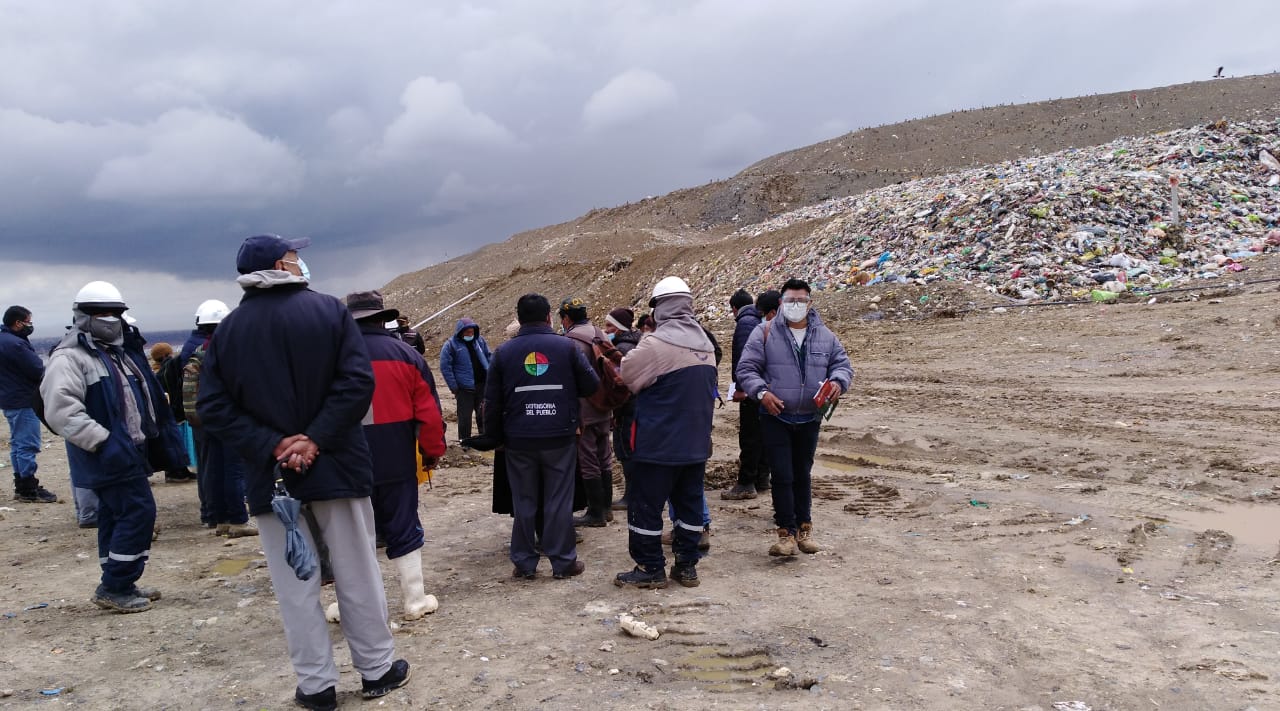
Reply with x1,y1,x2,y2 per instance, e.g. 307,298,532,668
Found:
3,282,1280,711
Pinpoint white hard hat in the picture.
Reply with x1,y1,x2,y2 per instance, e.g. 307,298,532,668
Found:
195,299,231,325
649,276,691,306
74,281,127,311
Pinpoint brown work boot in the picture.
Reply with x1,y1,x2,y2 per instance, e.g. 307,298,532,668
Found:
768,527,797,557
721,484,757,500
796,523,820,554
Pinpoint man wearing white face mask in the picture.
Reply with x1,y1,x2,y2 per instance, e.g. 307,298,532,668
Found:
735,278,852,558
42,281,188,612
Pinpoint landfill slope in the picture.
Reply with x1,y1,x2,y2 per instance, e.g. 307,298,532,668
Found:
383,74,1278,342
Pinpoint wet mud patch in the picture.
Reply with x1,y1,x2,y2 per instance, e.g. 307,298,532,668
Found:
672,645,774,692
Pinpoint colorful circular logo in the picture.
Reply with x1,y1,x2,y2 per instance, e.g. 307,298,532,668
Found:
524,351,549,376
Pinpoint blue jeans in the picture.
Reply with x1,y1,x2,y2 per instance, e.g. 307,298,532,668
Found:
760,415,821,532
4,408,41,480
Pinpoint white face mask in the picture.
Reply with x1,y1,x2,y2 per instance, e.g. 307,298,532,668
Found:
781,302,808,323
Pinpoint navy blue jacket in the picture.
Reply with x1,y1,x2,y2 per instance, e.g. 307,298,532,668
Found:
440,317,491,391
730,305,762,386
620,333,718,467
197,282,376,516
0,325,43,410
483,323,599,451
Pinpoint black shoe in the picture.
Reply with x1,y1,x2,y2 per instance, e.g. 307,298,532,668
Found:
573,511,607,528
755,478,771,493
294,686,336,711
721,484,757,500
670,564,700,588
613,566,668,589
78,520,98,529
553,560,585,579
91,584,151,614
362,659,411,698
14,485,57,503
512,566,536,580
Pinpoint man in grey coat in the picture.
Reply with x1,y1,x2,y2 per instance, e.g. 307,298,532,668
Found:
735,278,852,558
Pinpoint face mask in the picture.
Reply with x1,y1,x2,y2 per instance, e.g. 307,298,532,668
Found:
605,332,615,342
17,324,33,338
781,302,808,323
296,258,310,281
462,335,474,342
89,315,123,344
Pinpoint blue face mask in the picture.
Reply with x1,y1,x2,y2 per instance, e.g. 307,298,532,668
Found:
296,258,310,281
605,332,615,342
462,335,474,342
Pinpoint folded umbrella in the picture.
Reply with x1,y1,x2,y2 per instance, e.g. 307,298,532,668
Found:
271,464,318,581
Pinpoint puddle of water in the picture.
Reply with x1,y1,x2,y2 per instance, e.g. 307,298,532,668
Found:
1171,505,1280,548
673,647,772,691
817,452,894,469
210,558,253,576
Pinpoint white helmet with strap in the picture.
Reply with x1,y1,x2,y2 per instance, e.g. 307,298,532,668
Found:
195,299,230,325
74,281,127,311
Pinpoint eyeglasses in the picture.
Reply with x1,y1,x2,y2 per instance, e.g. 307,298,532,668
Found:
781,298,810,305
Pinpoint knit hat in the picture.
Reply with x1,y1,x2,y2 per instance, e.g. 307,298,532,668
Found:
605,307,634,331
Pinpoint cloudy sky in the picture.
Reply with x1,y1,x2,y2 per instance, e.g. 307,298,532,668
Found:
2,0,1276,330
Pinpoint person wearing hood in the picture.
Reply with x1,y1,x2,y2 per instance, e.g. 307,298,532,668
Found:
196,235,410,709
40,282,187,612
1,305,56,503
440,317,491,443
613,277,718,589
602,307,641,512
736,278,853,558
345,290,447,621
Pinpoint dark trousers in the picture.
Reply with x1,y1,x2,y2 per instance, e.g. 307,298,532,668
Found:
627,461,705,571
577,420,612,481
455,388,484,440
506,443,577,576
199,431,248,526
736,399,770,486
95,475,157,593
760,416,820,532
370,478,423,559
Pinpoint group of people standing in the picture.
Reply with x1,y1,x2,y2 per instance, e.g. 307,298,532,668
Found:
0,232,853,711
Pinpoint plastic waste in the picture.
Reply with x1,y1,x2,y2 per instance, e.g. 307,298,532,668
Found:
618,613,660,640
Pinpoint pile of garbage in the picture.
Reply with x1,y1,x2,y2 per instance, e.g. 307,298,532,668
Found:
728,118,1280,304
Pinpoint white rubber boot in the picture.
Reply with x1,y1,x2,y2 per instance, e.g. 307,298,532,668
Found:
393,552,438,620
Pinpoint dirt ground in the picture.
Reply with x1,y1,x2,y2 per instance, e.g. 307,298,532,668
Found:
3,281,1280,711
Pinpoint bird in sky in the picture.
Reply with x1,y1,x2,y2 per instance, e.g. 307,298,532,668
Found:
1214,66,1224,78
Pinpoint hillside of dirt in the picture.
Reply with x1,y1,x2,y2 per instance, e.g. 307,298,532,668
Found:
383,74,1278,347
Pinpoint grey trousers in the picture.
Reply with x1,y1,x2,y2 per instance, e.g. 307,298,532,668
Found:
73,486,99,525
257,497,394,695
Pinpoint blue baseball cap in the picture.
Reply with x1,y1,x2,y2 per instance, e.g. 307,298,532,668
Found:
236,234,312,274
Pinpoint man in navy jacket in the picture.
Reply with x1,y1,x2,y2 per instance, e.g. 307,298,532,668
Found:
614,277,718,589
475,294,598,580
197,234,410,710
0,305,54,502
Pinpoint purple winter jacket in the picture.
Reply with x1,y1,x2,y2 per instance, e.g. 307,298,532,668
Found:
734,309,852,423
